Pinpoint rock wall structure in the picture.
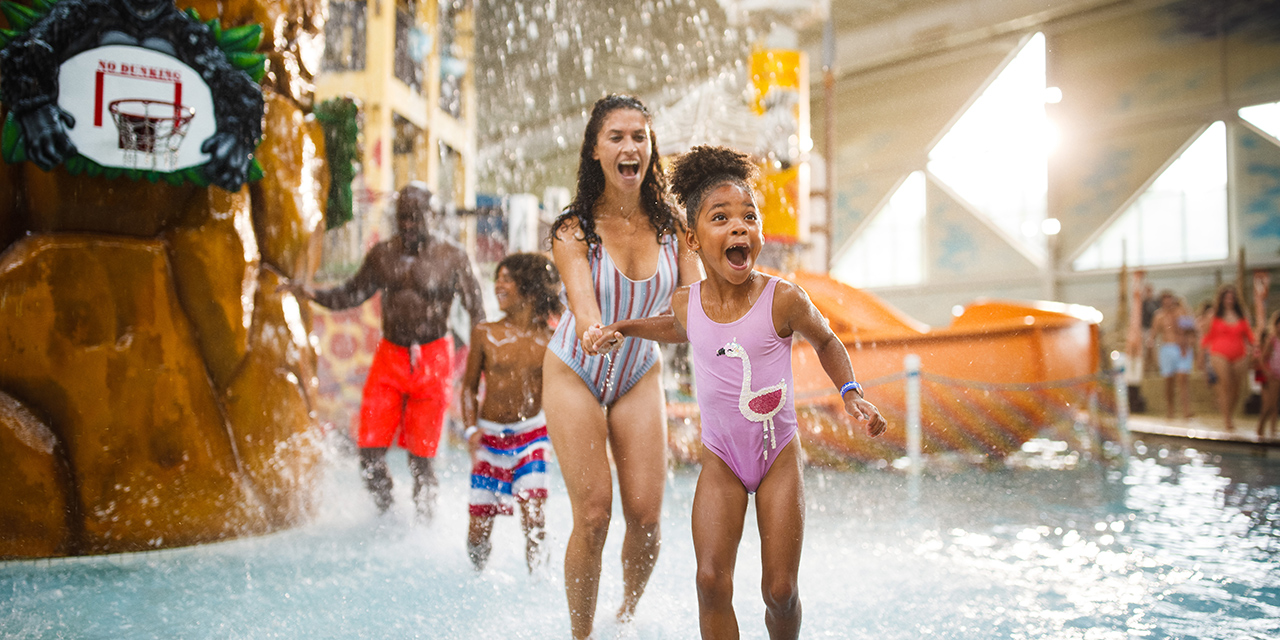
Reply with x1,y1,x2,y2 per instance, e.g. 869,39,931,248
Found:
0,0,330,558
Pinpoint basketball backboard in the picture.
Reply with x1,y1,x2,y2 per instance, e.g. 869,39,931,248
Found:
58,44,216,172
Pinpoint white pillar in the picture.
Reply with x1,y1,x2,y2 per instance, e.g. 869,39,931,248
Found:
1111,351,1131,461
905,353,922,500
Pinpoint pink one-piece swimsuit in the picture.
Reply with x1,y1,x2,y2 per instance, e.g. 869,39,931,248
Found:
687,276,798,493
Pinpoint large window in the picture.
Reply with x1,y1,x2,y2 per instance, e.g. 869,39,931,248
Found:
1072,122,1228,271
1240,100,1280,139
832,171,925,288
928,32,1052,258
394,0,423,92
834,33,1052,289
439,0,465,118
323,1,367,72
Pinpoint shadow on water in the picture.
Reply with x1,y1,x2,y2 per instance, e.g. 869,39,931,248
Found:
2,432,1278,639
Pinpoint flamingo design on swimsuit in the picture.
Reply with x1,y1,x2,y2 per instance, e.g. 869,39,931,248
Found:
717,340,788,459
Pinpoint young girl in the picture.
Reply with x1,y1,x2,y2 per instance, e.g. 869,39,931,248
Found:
1257,311,1280,438
591,145,887,639
460,253,562,572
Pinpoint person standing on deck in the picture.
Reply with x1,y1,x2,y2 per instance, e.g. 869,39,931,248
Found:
1151,290,1196,420
1201,284,1256,432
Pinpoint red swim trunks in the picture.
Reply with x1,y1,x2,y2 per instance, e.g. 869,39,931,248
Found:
358,336,453,458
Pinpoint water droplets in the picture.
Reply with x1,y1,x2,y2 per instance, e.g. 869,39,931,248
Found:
475,0,750,193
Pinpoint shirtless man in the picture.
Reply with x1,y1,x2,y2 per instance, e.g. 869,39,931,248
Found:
1150,290,1196,419
284,182,485,518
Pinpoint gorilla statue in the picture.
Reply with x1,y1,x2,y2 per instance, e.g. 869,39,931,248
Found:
0,0,264,192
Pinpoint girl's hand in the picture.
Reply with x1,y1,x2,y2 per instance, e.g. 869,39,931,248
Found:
845,396,888,437
581,325,604,355
590,324,624,355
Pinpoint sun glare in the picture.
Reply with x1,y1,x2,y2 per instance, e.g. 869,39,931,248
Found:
928,32,1052,254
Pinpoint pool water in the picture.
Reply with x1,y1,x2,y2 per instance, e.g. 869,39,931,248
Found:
2,435,1278,639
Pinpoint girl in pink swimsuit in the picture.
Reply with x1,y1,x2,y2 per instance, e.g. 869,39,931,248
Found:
597,145,887,639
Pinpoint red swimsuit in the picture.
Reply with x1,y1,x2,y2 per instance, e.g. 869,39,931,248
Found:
1201,317,1255,362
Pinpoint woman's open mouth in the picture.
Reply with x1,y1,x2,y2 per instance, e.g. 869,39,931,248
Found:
618,160,640,178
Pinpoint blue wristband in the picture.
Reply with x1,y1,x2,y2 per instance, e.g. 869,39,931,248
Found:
840,381,863,399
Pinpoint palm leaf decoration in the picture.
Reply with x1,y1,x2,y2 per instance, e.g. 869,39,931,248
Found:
0,0,266,187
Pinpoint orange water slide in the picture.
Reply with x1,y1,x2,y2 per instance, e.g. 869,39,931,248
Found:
669,271,1106,466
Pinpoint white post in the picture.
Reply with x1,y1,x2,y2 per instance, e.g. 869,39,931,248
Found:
905,353,922,499
1111,351,1131,460
505,193,540,253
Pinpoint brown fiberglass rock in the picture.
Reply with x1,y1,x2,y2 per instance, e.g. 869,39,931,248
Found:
164,186,261,391
252,90,329,279
221,268,322,529
0,1,329,559
22,165,200,237
0,391,73,559
0,236,263,553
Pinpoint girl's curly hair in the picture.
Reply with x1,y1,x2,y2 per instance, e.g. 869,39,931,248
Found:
496,252,563,323
668,145,759,228
549,94,682,248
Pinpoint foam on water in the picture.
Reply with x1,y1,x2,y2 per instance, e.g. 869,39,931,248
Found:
2,436,1278,639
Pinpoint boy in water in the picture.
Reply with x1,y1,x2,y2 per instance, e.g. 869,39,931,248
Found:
460,253,563,572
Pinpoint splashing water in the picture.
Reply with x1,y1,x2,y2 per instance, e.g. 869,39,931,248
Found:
475,0,751,193
2,435,1278,639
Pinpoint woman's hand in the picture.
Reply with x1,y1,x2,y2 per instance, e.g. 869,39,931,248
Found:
587,323,624,355
582,323,620,356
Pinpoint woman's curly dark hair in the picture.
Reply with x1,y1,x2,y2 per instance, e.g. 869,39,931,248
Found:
549,94,682,248
496,252,563,322
668,145,759,229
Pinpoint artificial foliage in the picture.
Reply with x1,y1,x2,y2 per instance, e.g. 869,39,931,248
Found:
314,97,360,230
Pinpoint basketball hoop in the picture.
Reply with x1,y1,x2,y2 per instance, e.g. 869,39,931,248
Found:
108,99,195,171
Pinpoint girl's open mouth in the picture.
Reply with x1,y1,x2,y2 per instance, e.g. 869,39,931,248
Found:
726,245,749,268
618,160,640,177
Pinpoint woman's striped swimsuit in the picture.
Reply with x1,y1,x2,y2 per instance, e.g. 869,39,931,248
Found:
549,238,679,406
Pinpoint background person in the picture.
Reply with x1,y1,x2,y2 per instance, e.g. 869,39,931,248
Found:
543,94,701,639
282,183,485,518
1150,290,1196,419
1201,284,1256,431
1257,311,1280,438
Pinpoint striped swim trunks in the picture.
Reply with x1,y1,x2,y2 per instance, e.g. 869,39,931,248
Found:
468,412,550,517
